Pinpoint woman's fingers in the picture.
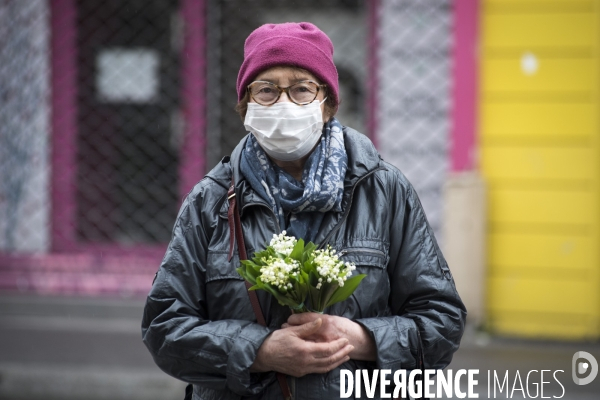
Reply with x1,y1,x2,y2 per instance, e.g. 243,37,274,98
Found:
292,318,322,339
287,312,321,325
307,342,354,373
315,354,352,374
311,338,351,359
288,341,353,377
285,314,350,344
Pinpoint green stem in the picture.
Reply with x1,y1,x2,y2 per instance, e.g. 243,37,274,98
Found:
290,303,308,313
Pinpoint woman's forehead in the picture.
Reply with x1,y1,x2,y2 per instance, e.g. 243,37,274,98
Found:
254,66,319,84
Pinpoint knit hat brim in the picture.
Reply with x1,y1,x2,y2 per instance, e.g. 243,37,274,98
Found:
236,34,339,104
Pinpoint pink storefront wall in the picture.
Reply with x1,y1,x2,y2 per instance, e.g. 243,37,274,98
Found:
50,0,78,252
0,0,206,297
451,0,479,172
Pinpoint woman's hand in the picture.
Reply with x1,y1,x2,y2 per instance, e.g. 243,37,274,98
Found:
283,313,376,361
251,318,354,377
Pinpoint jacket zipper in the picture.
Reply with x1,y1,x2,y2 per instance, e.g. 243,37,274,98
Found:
317,167,386,250
337,247,386,258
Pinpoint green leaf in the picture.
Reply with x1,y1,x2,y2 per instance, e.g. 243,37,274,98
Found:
240,260,257,271
301,242,317,263
325,274,367,308
302,257,317,276
308,271,319,286
289,238,305,260
308,282,321,312
251,256,264,265
236,267,250,282
272,290,304,308
247,262,262,277
300,273,310,299
304,241,317,254
316,281,339,312
299,270,309,284
265,247,276,259
251,278,305,309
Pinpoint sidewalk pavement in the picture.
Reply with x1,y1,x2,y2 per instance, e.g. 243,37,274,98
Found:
449,325,600,399
0,293,186,400
0,293,598,399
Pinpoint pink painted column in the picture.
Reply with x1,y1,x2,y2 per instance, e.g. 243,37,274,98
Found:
50,0,78,251
451,0,480,172
179,0,207,198
367,0,380,147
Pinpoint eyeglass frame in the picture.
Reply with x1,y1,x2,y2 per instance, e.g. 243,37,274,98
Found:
246,80,327,106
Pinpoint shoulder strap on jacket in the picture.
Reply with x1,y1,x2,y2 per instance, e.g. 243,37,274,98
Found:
227,179,266,326
227,177,292,400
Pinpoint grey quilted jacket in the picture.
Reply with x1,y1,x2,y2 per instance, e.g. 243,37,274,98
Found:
141,127,466,400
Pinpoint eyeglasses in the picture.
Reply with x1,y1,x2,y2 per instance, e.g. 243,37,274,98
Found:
247,80,326,106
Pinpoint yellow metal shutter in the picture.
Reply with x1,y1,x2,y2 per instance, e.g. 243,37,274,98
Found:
481,0,600,339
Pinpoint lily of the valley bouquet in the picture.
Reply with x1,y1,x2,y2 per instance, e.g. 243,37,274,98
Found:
236,231,366,313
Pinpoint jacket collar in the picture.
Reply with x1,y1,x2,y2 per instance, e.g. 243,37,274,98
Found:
341,126,383,187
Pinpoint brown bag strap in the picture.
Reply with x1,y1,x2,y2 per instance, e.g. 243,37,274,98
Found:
227,178,292,400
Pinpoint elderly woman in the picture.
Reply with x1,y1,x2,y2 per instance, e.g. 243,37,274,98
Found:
142,22,466,400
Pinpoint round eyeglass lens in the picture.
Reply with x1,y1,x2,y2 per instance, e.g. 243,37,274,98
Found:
288,81,319,104
249,82,279,105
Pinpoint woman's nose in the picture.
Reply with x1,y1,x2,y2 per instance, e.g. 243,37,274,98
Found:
276,91,292,103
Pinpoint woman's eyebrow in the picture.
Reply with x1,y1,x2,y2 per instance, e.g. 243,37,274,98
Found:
256,74,313,85
289,76,312,83
254,76,279,83
289,71,314,82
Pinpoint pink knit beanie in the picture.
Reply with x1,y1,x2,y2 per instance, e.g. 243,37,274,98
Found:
236,22,339,104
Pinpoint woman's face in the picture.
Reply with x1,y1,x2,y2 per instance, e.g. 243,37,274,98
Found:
250,66,329,122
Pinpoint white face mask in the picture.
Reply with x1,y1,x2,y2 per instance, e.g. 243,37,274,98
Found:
243,99,326,161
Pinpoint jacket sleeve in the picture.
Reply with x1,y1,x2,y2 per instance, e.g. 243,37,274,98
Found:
356,175,467,370
141,186,274,396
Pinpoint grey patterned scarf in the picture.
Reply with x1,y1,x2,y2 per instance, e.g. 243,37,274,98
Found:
240,118,347,242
